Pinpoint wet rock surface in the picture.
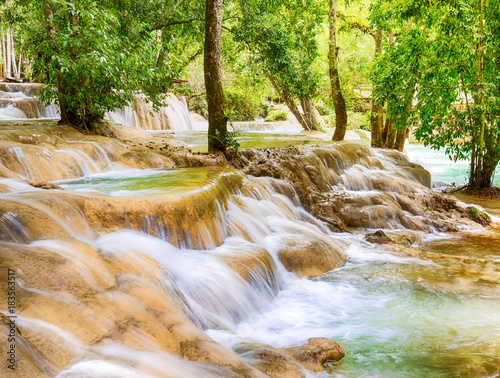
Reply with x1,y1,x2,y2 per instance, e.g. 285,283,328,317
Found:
365,230,392,244
236,337,345,376
277,235,347,277
0,124,494,377
236,144,481,231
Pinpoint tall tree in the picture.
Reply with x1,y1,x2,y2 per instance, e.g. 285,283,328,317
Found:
371,0,500,189
234,0,323,131
204,0,227,151
369,29,384,148
329,0,348,141
15,0,173,132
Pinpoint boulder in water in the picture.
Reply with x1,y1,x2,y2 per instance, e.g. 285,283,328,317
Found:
236,337,344,376
467,206,491,226
277,235,347,277
235,343,306,378
27,180,63,190
284,337,345,372
365,230,392,244
389,231,422,245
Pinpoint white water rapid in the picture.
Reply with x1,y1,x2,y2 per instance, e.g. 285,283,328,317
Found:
0,132,498,377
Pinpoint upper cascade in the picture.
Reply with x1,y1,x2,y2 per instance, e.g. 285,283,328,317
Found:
105,94,195,131
0,84,195,131
0,83,59,119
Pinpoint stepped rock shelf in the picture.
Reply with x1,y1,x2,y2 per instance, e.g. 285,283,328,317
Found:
0,123,499,377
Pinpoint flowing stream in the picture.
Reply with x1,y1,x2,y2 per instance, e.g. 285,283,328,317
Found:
0,100,499,376
0,134,498,377
406,143,500,188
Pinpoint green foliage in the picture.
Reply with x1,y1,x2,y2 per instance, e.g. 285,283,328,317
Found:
347,111,370,131
315,100,334,116
211,107,240,152
265,108,288,122
217,128,241,153
189,95,208,119
6,0,205,129
314,2,376,111
224,86,262,121
467,206,491,226
233,0,323,101
371,0,500,188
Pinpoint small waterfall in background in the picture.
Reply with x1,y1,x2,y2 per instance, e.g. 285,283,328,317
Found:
105,94,195,130
0,83,195,131
0,83,60,120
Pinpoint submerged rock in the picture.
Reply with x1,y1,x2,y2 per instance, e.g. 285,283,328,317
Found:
236,337,345,377
285,337,345,372
27,180,63,190
236,343,306,378
388,230,422,245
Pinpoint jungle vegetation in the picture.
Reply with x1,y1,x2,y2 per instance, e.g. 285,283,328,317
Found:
0,0,498,188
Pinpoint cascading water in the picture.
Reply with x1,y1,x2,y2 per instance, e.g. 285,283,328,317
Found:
0,132,498,377
105,94,195,131
0,84,194,130
0,84,59,120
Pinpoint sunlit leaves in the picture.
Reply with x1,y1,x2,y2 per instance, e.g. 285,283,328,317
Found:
13,0,177,121
371,0,500,186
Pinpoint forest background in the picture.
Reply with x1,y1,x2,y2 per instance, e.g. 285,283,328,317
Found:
0,0,498,189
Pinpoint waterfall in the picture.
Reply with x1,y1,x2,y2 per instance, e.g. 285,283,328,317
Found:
54,149,102,176
0,136,498,377
105,94,195,131
8,146,34,180
0,84,192,129
0,104,28,120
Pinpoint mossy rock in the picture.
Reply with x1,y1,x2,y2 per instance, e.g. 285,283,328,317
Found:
466,206,491,226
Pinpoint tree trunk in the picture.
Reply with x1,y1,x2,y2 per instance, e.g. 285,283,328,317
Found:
329,0,348,141
370,30,384,148
5,29,11,78
17,37,22,79
267,74,310,130
384,118,396,148
204,0,227,152
474,0,486,189
42,0,69,123
370,102,384,147
394,127,406,151
470,152,499,189
1,28,5,79
301,98,321,131
11,33,19,80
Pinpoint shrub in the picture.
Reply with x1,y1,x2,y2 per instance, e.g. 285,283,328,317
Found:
347,111,371,131
224,87,262,121
265,108,288,122
189,95,208,119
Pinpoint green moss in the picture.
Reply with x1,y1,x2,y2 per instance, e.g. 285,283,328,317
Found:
466,206,491,226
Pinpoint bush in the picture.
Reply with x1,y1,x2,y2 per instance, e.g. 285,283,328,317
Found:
189,95,208,118
347,111,371,131
265,108,288,122
224,87,262,121
315,100,334,116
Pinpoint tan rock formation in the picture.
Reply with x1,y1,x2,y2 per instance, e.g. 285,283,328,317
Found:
236,337,345,376
277,235,347,277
